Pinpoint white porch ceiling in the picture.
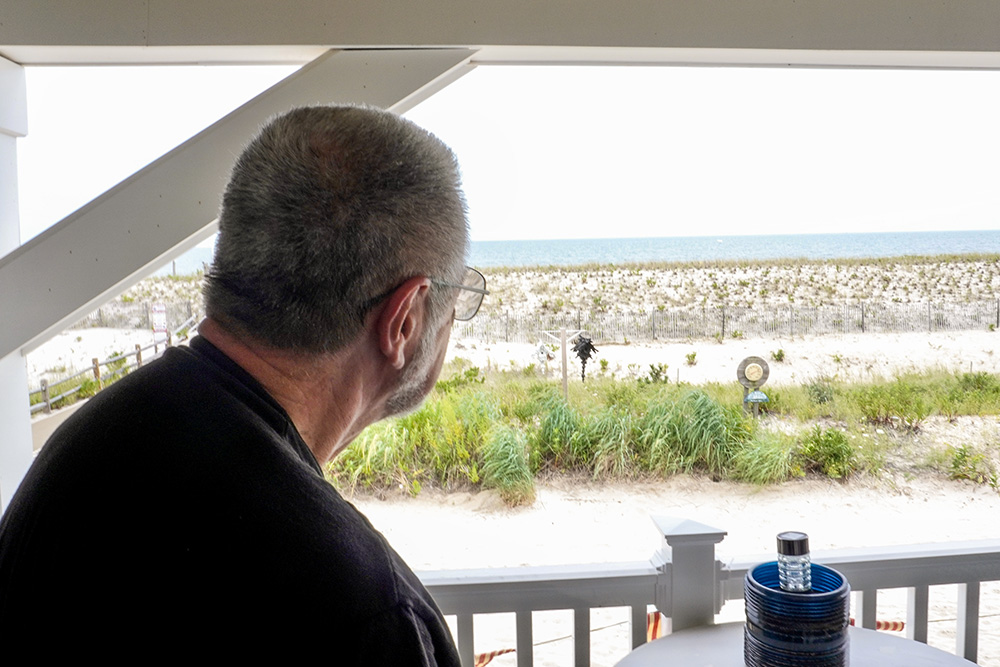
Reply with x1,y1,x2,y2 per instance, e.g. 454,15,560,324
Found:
2,0,1000,68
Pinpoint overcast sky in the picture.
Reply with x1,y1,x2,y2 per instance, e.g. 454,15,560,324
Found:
17,64,1000,244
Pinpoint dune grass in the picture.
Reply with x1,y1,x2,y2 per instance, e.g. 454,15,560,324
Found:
484,252,1000,275
325,362,1000,505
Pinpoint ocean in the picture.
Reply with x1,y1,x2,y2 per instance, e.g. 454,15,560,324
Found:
468,230,1000,269
158,230,998,276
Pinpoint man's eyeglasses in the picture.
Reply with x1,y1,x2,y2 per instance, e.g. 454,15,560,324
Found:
432,267,489,321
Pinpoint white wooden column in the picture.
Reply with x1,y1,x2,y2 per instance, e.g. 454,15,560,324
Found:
0,55,33,509
652,516,727,631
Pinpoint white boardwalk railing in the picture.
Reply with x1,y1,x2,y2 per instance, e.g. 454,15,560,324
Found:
418,516,1000,667
422,563,658,667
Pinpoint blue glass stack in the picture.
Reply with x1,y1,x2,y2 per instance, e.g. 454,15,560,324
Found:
744,562,851,667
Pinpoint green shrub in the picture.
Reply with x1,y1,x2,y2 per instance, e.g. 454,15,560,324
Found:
947,444,994,484
806,378,834,405
771,349,785,362
601,381,643,408
957,371,1000,393
853,380,930,431
799,426,856,478
638,363,670,385
435,366,484,392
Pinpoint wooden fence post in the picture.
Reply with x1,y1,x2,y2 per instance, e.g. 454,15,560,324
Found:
720,307,726,339
861,303,866,333
93,357,102,389
560,328,569,402
41,378,51,413
135,343,143,368
928,302,932,333
166,330,173,348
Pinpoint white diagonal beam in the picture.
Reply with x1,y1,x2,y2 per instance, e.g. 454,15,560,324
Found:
0,48,476,359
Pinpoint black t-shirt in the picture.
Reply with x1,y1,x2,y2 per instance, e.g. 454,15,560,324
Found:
0,337,459,662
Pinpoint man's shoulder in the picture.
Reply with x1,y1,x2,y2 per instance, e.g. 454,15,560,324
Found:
38,340,288,459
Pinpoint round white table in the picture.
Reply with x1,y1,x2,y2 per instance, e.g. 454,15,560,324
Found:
615,622,975,666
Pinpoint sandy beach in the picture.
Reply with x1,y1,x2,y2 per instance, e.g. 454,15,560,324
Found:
26,326,1000,665
447,329,1000,387
26,255,1000,390
352,475,1000,666
23,255,1000,665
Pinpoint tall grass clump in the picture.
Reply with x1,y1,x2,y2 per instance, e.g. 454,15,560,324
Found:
639,389,753,475
533,396,589,469
731,432,797,485
590,407,639,478
674,390,754,473
637,392,687,474
481,425,535,505
425,391,502,486
329,390,502,494
496,380,559,423
330,422,419,493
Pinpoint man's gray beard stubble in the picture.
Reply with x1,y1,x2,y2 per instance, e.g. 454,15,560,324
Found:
383,319,442,418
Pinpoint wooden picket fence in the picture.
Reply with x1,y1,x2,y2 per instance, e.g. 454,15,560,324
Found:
28,316,197,414
454,300,1000,344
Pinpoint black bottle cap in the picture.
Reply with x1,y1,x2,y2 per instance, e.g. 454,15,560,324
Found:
777,531,810,556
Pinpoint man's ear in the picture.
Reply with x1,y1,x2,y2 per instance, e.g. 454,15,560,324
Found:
377,276,431,370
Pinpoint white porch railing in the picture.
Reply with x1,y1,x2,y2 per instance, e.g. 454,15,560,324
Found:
418,516,1000,667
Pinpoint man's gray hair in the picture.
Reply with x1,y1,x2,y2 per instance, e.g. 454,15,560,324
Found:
205,105,469,353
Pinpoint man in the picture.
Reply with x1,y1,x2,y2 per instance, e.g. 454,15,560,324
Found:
0,106,486,660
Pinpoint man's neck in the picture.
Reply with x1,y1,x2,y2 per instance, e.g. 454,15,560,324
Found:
198,318,386,464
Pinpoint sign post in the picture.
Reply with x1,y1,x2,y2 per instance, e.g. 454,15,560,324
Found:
737,356,770,419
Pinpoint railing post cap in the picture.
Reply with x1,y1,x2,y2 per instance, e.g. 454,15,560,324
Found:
652,515,727,546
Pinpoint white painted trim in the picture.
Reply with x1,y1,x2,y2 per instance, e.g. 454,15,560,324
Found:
473,46,1000,70
6,45,1000,71
3,0,1000,68
0,352,34,509
0,55,27,137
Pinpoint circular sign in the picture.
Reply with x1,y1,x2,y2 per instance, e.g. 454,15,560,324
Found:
737,356,770,388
